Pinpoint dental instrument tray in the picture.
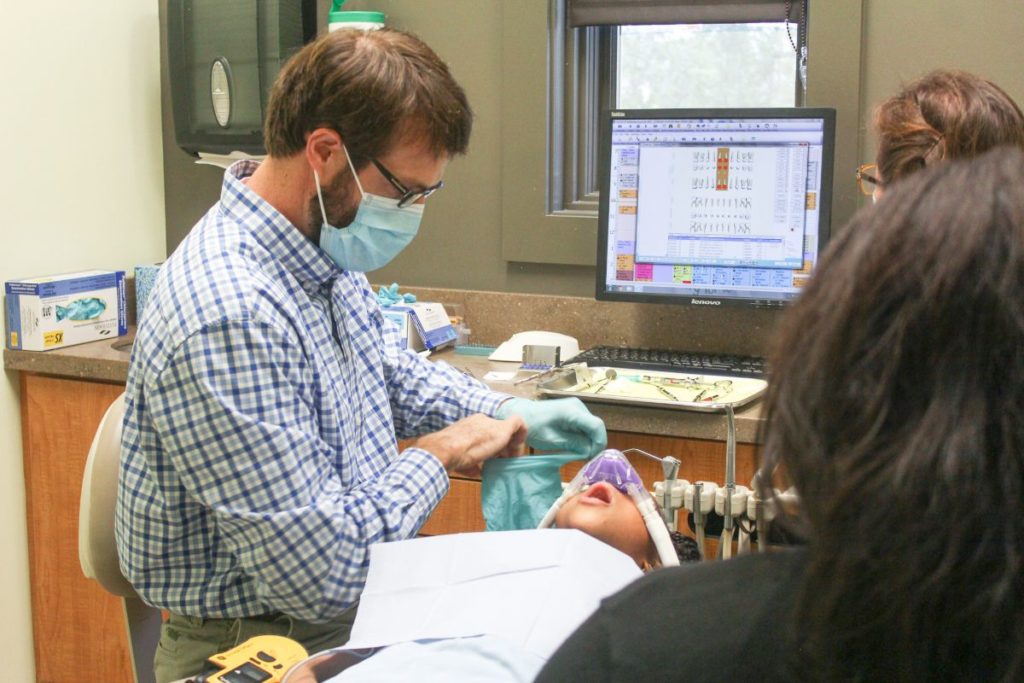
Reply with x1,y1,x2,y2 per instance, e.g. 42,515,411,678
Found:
535,365,766,412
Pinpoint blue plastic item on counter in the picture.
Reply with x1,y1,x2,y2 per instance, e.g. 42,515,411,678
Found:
376,282,417,307
454,344,497,356
134,264,162,324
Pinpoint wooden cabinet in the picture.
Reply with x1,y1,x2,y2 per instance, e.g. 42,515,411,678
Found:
20,373,133,683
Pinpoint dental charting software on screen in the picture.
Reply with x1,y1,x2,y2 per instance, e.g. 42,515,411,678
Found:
600,111,831,306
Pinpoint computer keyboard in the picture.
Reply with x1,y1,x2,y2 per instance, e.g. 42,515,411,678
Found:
567,346,767,379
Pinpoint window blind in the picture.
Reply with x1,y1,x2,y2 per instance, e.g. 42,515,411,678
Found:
567,0,793,27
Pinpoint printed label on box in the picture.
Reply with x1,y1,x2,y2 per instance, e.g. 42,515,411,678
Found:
386,303,456,351
406,303,457,350
4,270,126,351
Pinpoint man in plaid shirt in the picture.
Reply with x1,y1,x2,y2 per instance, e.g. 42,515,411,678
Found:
116,27,606,683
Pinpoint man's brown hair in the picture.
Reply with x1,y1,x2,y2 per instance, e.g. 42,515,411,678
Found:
874,69,1024,188
264,28,472,163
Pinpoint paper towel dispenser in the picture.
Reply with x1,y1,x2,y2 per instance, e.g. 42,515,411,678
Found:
166,0,318,157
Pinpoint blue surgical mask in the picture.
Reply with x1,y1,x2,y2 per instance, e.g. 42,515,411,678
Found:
315,148,424,272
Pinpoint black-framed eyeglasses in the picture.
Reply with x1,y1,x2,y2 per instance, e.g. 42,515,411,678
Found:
370,158,444,208
856,163,882,196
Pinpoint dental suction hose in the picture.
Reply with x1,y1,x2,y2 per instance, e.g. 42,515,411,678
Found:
536,485,579,529
632,489,680,567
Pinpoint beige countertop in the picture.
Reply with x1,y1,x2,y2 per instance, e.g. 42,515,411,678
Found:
4,328,764,443
4,330,135,384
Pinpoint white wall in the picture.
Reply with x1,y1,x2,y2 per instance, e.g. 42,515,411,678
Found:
0,4,166,679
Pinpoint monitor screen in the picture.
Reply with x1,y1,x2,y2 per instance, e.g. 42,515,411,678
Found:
596,108,836,308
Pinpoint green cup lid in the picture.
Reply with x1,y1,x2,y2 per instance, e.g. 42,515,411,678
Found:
329,10,386,24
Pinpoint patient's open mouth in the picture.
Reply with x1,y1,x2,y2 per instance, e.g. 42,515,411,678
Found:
580,482,614,505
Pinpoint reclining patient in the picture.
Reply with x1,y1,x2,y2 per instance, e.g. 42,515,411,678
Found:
486,448,698,569
283,450,697,682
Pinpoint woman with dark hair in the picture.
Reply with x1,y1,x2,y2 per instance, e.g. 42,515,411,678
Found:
538,148,1024,682
857,69,1024,200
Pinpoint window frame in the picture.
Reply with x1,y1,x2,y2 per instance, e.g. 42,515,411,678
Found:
552,21,611,214
499,0,863,266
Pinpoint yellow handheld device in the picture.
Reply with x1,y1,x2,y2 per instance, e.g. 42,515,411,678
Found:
200,635,308,683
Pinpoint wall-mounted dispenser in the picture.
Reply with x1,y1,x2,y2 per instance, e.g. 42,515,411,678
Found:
166,0,318,161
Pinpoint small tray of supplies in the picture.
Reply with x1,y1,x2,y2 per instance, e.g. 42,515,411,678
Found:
535,365,766,412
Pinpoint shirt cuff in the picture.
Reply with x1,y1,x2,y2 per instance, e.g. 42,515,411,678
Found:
474,389,515,419
393,445,451,516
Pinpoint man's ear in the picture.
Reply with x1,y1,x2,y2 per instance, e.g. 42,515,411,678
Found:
305,127,344,178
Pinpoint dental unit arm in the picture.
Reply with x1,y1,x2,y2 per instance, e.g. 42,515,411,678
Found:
748,471,800,552
626,448,681,531
537,449,681,567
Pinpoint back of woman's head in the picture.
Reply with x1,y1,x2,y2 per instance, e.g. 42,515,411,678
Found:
763,147,1024,682
875,70,1024,188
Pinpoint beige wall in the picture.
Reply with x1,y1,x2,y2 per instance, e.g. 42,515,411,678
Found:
860,0,1024,165
0,4,166,679
161,1,1024,296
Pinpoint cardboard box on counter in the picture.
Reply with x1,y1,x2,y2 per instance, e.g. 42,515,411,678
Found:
382,302,458,352
5,270,127,351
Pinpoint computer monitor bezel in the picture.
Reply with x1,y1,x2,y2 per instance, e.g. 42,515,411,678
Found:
595,106,837,308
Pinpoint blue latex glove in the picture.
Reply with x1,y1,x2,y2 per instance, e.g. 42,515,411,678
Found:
496,397,607,458
376,283,417,308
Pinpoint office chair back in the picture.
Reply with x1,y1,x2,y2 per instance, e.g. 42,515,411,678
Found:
78,393,161,683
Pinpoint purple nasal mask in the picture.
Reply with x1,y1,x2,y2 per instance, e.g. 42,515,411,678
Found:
579,450,644,493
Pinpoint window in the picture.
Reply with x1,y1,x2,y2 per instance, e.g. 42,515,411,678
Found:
616,24,800,109
499,0,860,267
556,4,806,214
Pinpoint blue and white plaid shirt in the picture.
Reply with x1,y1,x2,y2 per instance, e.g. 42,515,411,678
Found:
116,160,508,622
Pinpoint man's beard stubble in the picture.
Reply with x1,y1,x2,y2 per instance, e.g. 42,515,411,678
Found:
308,169,360,243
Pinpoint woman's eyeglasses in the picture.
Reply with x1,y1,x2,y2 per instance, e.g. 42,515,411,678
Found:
856,163,881,196
371,158,444,208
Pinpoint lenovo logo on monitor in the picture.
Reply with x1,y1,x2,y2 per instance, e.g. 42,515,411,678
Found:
690,298,722,306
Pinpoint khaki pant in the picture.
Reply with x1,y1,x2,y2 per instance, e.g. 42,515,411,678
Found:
154,606,358,683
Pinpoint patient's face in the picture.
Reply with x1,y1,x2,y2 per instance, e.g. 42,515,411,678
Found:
555,481,650,566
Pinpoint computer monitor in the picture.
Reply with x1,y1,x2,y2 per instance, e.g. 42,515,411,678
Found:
596,108,836,308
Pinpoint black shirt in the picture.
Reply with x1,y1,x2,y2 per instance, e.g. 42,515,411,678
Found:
536,548,807,682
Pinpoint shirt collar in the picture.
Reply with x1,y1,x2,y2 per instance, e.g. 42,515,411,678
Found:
219,159,341,289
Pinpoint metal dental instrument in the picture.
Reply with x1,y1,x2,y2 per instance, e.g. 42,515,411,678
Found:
652,383,679,401
719,404,737,560
511,361,582,386
622,447,680,471
640,374,701,387
639,378,679,401
750,472,768,554
692,481,706,559
693,379,733,402
575,368,617,392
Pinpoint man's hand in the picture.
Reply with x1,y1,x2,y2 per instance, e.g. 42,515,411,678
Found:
414,413,528,475
495,397,607,457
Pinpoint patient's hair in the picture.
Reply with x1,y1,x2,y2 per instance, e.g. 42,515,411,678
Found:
669,531,701,564
874,69,1024,189
760,148,1024,681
